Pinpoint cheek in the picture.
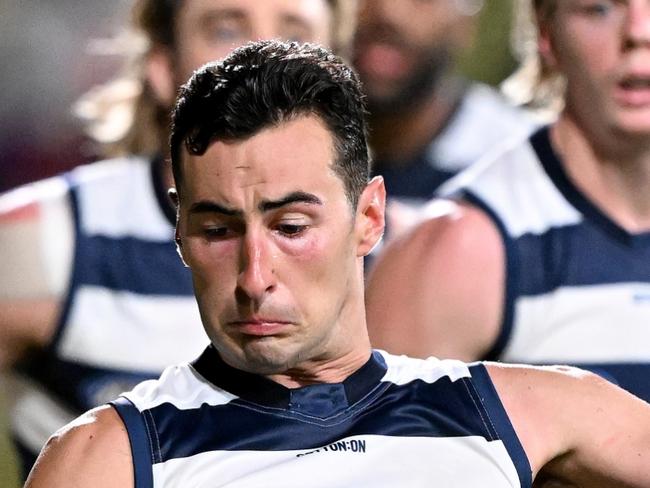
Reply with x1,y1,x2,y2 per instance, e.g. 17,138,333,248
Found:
277,231,353,286
184,240,238,286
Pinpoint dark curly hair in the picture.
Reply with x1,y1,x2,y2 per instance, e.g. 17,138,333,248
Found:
170,40,370,207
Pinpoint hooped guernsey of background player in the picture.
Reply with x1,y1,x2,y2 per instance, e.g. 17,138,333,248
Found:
26,41,650,488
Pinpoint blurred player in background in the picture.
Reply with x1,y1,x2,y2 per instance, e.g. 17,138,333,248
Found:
0,0,354,479
352,0,538,211
366,0,650,403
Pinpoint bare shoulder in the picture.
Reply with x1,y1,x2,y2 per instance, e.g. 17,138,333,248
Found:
486,363,650,486
366,200,505,360
25,405,134,488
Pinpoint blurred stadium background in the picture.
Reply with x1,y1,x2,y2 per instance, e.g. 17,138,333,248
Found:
0,1,518,485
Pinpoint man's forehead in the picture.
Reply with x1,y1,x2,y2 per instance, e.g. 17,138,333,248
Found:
179,116,343,204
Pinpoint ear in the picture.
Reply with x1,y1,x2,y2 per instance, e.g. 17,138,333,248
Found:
536,10,558,70
168,188,189,268
146,46,176,106
355,176,386,257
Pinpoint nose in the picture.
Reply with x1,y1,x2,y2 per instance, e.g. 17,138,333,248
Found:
236,230,276,303
624,3,650,48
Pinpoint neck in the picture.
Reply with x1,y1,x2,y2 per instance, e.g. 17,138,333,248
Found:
267,347,373,389
368,76,466,165
552,114,650,233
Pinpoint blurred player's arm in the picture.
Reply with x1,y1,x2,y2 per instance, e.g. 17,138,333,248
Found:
489,363,650,486
365,201,504,361
0,184,73,369
24,405,134,487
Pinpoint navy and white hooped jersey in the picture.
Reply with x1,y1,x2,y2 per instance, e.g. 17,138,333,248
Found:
373,83,538,203
439,126,650,402
112,346,531,488
12,157,209,468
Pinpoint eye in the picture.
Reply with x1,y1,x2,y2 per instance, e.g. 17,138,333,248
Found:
202,18,248,43
204,226,230,239
276,223,308,237
579,0,613,16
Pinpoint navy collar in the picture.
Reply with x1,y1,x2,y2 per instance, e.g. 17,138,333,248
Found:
192,345,387,417
532,127,650,248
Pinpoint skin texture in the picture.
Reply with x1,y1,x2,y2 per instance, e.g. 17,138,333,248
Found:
365,0,650,361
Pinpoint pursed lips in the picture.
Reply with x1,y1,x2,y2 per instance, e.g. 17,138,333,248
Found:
228,318,294,336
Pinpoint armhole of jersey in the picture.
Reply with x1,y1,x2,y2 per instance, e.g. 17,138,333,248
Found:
467,364,532,488
462,191,518,361
47,176,81,351
111,397,154,488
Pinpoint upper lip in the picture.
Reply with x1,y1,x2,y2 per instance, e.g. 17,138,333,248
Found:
618,69,650,86
229,317,292,325
354,27,411,54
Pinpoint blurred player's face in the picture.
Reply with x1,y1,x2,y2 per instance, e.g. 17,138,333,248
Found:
150,0,333,105
541,0,650,137
352,0,475,113
175,115,382,376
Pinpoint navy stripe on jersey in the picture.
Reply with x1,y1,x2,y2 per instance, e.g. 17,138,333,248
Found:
373,155,456,200
515,223,650,297
468,364,532,487
112,398,154,488
17,352,157,412
532,129,650,248
51,175,82,351
75,234,193,296
12,437,37,482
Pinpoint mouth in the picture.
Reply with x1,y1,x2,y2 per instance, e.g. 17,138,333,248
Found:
228,318,293,337
354,41,411,81
615,75,650,106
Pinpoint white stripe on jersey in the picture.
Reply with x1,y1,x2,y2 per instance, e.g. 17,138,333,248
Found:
440,140,582,238
72,158,173,240
11,381,76,454
152,435,521,488
377,351,470,385
124,365,238,412
504,282,650,363
59,286,208,371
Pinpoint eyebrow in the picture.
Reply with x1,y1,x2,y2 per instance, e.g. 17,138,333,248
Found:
188,191,323,216
259,191,323,212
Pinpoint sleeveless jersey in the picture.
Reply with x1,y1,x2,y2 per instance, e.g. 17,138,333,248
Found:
373,83,538,203
11,157,209,471
439,127,650,401
112,346,531,487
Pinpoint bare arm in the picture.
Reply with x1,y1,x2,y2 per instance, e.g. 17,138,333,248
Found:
25,405,134,487
489,363,650,486
365,201,505,361
0,183,73,369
